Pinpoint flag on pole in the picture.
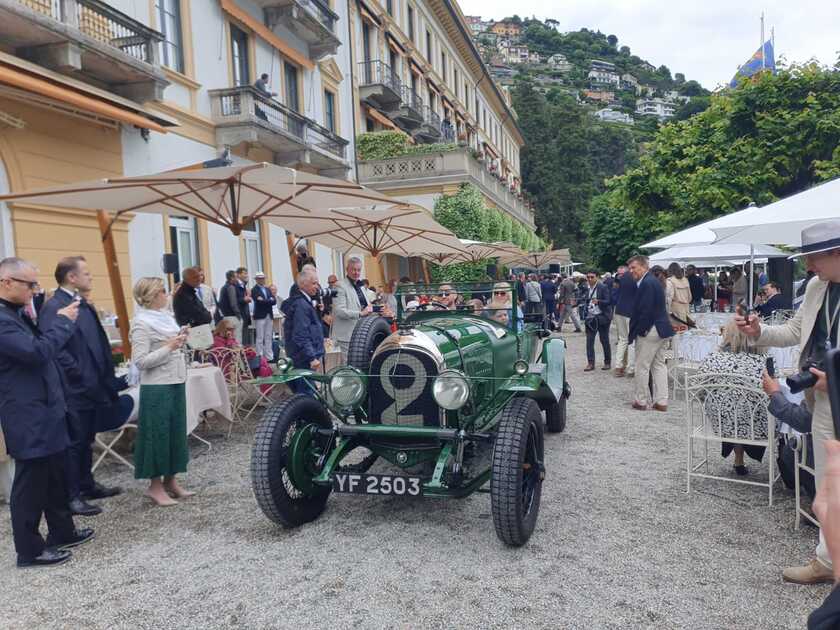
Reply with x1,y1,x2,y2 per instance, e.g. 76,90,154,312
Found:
729,40,776,88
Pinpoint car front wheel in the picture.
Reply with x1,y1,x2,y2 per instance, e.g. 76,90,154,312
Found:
491,397,544,546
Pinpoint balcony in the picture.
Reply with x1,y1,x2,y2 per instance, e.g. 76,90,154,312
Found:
358,60,401,112
386,84,423,130
358,147,535,228
412,104,441,143
259,0,340,61
209,86,349,174
0,0,167,102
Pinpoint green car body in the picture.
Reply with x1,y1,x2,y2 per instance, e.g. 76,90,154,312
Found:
250,282,571,545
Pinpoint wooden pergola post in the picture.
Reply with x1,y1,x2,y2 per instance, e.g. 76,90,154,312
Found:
97,210,131,358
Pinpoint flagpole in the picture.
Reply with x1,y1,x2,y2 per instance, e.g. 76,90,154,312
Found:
760,12,765,69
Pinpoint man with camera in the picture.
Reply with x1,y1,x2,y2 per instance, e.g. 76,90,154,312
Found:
737,220,840,585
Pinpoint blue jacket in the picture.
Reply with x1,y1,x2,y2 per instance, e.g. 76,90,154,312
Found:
629,273,674,343
281,287,325,367
0,302,75,460
615,272,637,318
251,284,277,320
540,280,556,304
39,289,116,408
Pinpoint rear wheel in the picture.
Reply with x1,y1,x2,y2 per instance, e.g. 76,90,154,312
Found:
347,316,392,373
251,395,332,528
491,397,544,546
545,396,567,433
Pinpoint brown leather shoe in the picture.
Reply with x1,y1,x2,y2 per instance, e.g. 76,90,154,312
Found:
631,401,647,411
653,403,668,412
584,364,595,372
614,368,625,377
782,559,834,585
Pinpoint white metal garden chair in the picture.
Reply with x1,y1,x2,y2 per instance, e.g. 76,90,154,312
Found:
791,432,818,530
685,372,779,505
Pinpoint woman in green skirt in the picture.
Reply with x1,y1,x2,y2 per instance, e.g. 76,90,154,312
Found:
130,277,195,507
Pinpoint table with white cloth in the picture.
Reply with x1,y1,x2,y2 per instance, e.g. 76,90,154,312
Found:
95,365,232,470
693,312,733,332
674,330,800,371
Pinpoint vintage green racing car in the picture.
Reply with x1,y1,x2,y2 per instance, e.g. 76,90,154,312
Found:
250,282,571,546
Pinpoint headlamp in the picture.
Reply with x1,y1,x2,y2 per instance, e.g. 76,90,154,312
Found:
432,369,470,410
329,367,366,408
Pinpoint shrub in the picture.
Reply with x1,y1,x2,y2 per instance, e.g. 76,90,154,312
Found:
356,131,457,160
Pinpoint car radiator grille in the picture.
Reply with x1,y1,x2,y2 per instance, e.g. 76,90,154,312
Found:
368,348,441,426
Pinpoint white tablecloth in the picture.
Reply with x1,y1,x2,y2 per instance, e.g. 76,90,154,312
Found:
125,366,231,434
693,312,733,332
675,332,799,370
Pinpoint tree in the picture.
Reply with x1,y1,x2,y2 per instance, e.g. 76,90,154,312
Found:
585,65,840,268
678,80,707,96
607,34,618,47
674,72,685,84
673,96,710,121
619,45,631,55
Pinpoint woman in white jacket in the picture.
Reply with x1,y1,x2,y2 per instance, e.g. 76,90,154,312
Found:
130,277,194,507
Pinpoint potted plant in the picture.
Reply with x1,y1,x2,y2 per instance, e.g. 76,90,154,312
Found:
457,132,468,147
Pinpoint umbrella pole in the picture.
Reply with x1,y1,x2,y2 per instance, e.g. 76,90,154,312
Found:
97,210,131,358
286,232,298,276
714,265,718,311
749,244,754,310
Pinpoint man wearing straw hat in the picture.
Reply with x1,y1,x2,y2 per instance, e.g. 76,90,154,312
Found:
738,220,840,585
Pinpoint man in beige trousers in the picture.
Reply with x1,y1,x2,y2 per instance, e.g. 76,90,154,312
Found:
627,255,674,411
737,220,840,585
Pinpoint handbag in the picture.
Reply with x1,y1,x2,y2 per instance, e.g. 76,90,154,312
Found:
187,323,213,350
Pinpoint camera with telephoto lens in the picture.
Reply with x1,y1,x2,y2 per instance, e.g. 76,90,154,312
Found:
786,360,822,395
316,286,338,299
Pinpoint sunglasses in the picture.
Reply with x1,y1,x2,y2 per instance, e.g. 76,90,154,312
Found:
494,291,507,295
7,277,39,290
440,292,450,297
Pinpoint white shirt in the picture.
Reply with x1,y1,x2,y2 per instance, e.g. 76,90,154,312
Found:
636,271,649,288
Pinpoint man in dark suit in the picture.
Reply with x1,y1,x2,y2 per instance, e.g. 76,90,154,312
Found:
755,281,785,318
0,257,94,567
39,256,122,517
235,266,253,345
250,271,277,361
173,266,212,327
628,255,675,411
582,270,612,371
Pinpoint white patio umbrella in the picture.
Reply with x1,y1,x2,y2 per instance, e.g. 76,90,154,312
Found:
0,162,407,352
710,176,840,246
649,243,789,264
501,249,571,268
411,240,524,266
263,205,465,258
642,223,717,249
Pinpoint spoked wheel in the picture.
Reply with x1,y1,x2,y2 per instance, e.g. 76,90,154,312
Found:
545,396,567,433
491,397,544,546
251,395,333,528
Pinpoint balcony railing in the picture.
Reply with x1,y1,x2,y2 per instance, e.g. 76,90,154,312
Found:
422,104,440,129
304,0,337,33
358,147,535,227
399,84,423,114
211,86,347,162
18,0,162,65
358,59,402,93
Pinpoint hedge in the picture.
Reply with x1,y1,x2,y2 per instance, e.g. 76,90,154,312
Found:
356,131,457,161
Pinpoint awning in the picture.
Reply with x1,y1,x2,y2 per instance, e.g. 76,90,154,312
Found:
364,105,398,131
0,52,174,132
386,32,407,54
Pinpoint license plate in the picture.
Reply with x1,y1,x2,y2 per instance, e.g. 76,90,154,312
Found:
332,472,423,496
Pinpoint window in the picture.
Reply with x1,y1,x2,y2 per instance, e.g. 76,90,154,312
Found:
156,0,183,73
426,30,432,63
386,0,393,15
242,222,264,281
169,216,198,284
389,48,398,77
285,62,299,112
454,68,458,97
407,6,414,42
465,81,469,106
324,90,336,132
230,24,249,86
410,72,418,97
440,51,446,82
475,95,479,117
365,117,375,132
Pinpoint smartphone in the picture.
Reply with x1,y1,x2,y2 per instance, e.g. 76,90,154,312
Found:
827,349,840,438
765,356,775,378
372,304,383,313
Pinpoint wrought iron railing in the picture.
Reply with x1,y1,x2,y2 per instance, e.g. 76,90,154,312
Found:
358,60,402,94
399,84,423,114
211,86,347,160
303,0,338,34
17,0,162,64
421,104,441,130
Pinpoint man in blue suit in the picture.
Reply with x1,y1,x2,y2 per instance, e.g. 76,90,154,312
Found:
628,255,675,411
39,256,122,517
250,271,277,361
0,257,94,567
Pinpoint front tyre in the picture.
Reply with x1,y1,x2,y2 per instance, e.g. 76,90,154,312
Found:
251,394,332,528
491,397,544,546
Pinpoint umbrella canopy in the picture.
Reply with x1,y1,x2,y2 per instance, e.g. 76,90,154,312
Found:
642,223,717,249
413,240,526,266
649,243,788,264
711,177,840,246
501,249,571,268
0,162,403,235
264,205,464,258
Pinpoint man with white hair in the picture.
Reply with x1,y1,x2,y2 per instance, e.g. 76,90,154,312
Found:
280,266,324,395
332,256,374,356
0,257,94,568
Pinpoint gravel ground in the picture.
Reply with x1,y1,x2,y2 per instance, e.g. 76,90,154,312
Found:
0,330,830,629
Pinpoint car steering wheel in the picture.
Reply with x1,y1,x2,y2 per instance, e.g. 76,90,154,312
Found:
417,302,449,311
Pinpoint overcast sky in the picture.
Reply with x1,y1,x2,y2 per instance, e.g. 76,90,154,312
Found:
458,0,839,89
